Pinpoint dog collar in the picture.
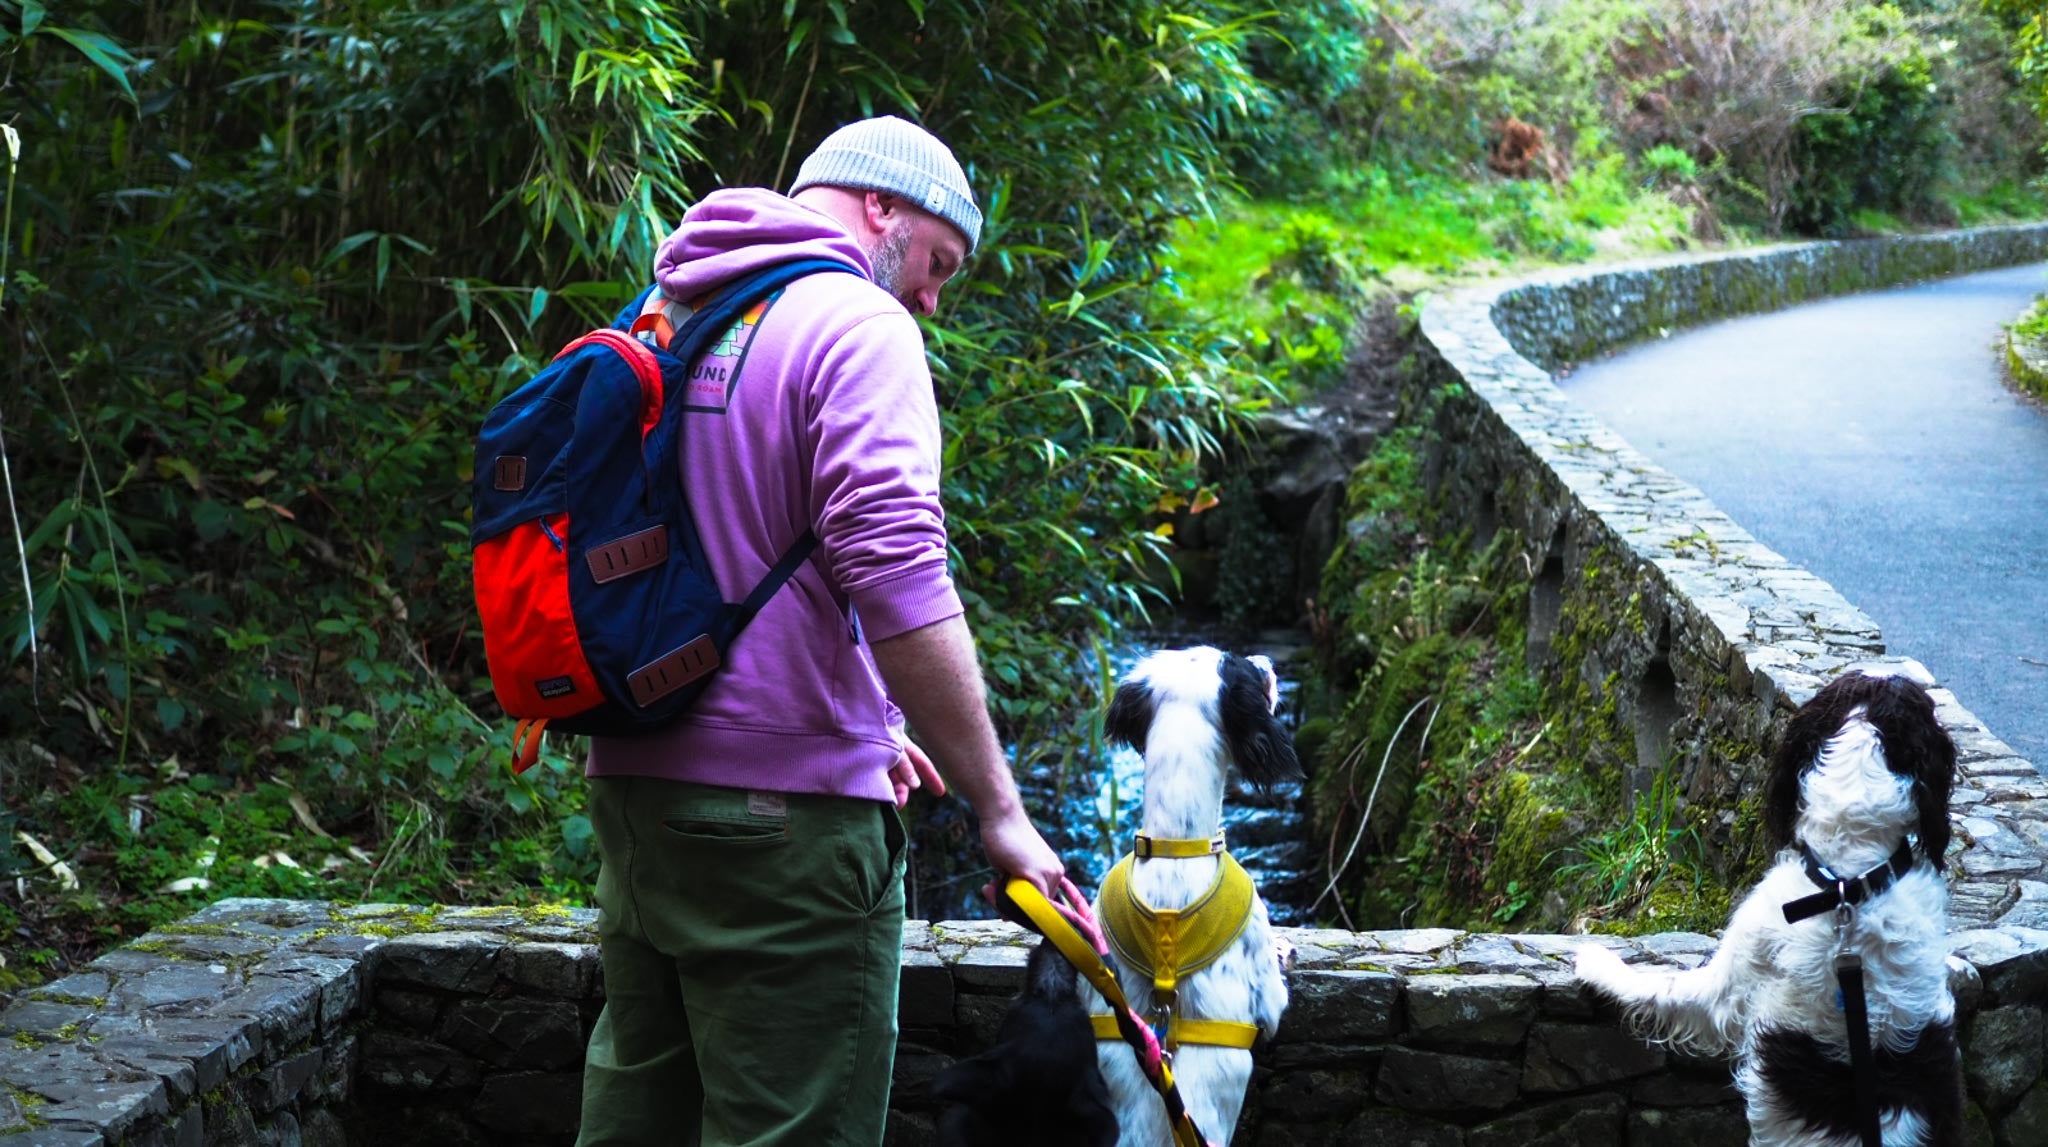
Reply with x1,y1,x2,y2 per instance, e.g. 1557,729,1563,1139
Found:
1781,838,1917,924
1132,831,1226,859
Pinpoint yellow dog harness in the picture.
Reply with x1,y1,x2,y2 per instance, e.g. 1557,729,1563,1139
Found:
1090,832,1262,1051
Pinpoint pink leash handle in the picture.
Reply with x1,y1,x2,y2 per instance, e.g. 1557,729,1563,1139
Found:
1050,876,1110,956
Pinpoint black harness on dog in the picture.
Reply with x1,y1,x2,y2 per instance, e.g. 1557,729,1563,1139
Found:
1780,837,1918,1147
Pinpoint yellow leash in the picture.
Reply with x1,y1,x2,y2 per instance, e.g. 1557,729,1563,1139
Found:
998,877,1212,1147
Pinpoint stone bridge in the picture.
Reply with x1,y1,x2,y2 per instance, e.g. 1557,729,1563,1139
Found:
10,225,2048,1145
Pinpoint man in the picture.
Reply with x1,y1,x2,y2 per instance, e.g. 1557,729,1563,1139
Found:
576,116,1067,1146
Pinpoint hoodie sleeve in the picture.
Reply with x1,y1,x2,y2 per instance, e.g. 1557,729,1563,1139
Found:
806,310,964,643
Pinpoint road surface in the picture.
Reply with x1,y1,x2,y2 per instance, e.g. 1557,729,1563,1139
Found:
1558,260,2048,765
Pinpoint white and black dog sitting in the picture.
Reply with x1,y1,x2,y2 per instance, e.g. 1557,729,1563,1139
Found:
1575,670,1963,1146
934,647,1299,1146
1088,647,1300,1144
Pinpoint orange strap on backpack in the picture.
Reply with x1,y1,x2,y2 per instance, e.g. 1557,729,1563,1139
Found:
511,717,550,774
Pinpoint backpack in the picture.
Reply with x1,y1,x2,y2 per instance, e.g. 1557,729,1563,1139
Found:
470,258,859,772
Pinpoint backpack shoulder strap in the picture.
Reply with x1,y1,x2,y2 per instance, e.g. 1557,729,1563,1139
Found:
654,257,862,365
733,530,820,634
629,258,866,639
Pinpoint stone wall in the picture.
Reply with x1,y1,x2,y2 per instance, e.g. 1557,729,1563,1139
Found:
6,897,2045,1146
2006,297,2048,402
1409,224,2048,1142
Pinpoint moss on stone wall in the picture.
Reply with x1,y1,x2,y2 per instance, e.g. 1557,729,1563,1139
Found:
2006,297,2048,402
1309,417,1609,932
1306,400,1747,933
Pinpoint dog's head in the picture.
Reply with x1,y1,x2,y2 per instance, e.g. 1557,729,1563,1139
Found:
1763,670,1955,866
930,941,1118,1147
1103,646,1301,793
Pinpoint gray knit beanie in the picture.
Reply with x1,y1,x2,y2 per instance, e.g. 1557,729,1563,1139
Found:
789,116,983,254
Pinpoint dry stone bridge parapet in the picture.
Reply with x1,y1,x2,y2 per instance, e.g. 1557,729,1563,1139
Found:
9,227,2048,1145
0,895,2043,1145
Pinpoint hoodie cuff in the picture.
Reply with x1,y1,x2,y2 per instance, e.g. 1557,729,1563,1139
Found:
850,563,965,644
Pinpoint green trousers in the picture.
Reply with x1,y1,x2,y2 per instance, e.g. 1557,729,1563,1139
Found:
576,776,907,1147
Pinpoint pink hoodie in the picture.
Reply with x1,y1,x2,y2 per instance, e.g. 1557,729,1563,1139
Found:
585,188,962,802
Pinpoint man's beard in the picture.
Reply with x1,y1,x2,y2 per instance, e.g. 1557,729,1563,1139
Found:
869,225,913,303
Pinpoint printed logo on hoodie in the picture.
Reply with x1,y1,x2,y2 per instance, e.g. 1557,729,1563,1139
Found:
681,290,788,414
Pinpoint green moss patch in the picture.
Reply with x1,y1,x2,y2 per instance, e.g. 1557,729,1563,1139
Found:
1304,403,1741,933
2007,296,2048,403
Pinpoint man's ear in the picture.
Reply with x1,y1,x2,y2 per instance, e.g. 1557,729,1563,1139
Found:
864,190,905,231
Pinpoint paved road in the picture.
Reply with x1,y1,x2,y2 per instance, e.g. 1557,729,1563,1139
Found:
1558,260,2048,765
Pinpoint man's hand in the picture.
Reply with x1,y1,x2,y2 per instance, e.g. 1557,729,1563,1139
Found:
888,737,946,810
867,616,1064,895
978,805,1065,898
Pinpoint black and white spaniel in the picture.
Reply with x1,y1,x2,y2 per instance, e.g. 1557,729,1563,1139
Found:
1575,670,1963,1146
1087,647,1299,1144
933,647,1299,1146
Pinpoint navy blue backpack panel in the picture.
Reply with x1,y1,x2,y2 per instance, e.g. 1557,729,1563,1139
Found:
471,258,860,767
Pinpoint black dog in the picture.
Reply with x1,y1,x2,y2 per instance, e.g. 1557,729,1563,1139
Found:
931,939,1118,1147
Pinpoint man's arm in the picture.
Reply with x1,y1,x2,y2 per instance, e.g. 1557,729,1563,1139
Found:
869,614,1065,895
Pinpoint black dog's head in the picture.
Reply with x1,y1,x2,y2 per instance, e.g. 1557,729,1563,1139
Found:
1763,670,1956,866
1103,647,1302,793
931,940,1118,1147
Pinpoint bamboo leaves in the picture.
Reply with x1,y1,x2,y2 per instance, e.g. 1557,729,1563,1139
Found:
42,25,138,104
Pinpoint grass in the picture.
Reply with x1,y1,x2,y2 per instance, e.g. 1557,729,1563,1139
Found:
1159,161,2048,404
1949,179,2048,228
2015,298,2048,343
1156,156,1702,397
1552,779,1730,936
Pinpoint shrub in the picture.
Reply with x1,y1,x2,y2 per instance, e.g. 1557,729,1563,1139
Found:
0,0,1281,943
1639,144,1700,186
1786,10,1950,235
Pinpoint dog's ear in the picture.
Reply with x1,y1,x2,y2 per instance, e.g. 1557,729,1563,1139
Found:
930,1049,1010,1107
1104,677,1155,756
1766,671,1869,851
1067,1069,1121,1147
1863,673,1956,869
1220,653,1301,792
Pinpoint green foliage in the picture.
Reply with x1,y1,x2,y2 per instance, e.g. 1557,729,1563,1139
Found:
1554,778,1730,936
1987,0,2048,125
2013,294,2048,342
1788,15,1950,235
1160,161,1691,404
1950,178,2048,225
1639,145,1700,187
0,0,1281,945
1307,422,1555,930
1234,0,1385,193
1304,409,1739,934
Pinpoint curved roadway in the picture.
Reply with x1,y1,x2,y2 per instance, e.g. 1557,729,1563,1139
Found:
1558,260,2048,766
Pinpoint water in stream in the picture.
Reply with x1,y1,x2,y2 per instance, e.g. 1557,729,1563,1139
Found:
909,628,1321,926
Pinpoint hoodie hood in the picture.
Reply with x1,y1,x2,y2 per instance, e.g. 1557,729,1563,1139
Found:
653,187,874,302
